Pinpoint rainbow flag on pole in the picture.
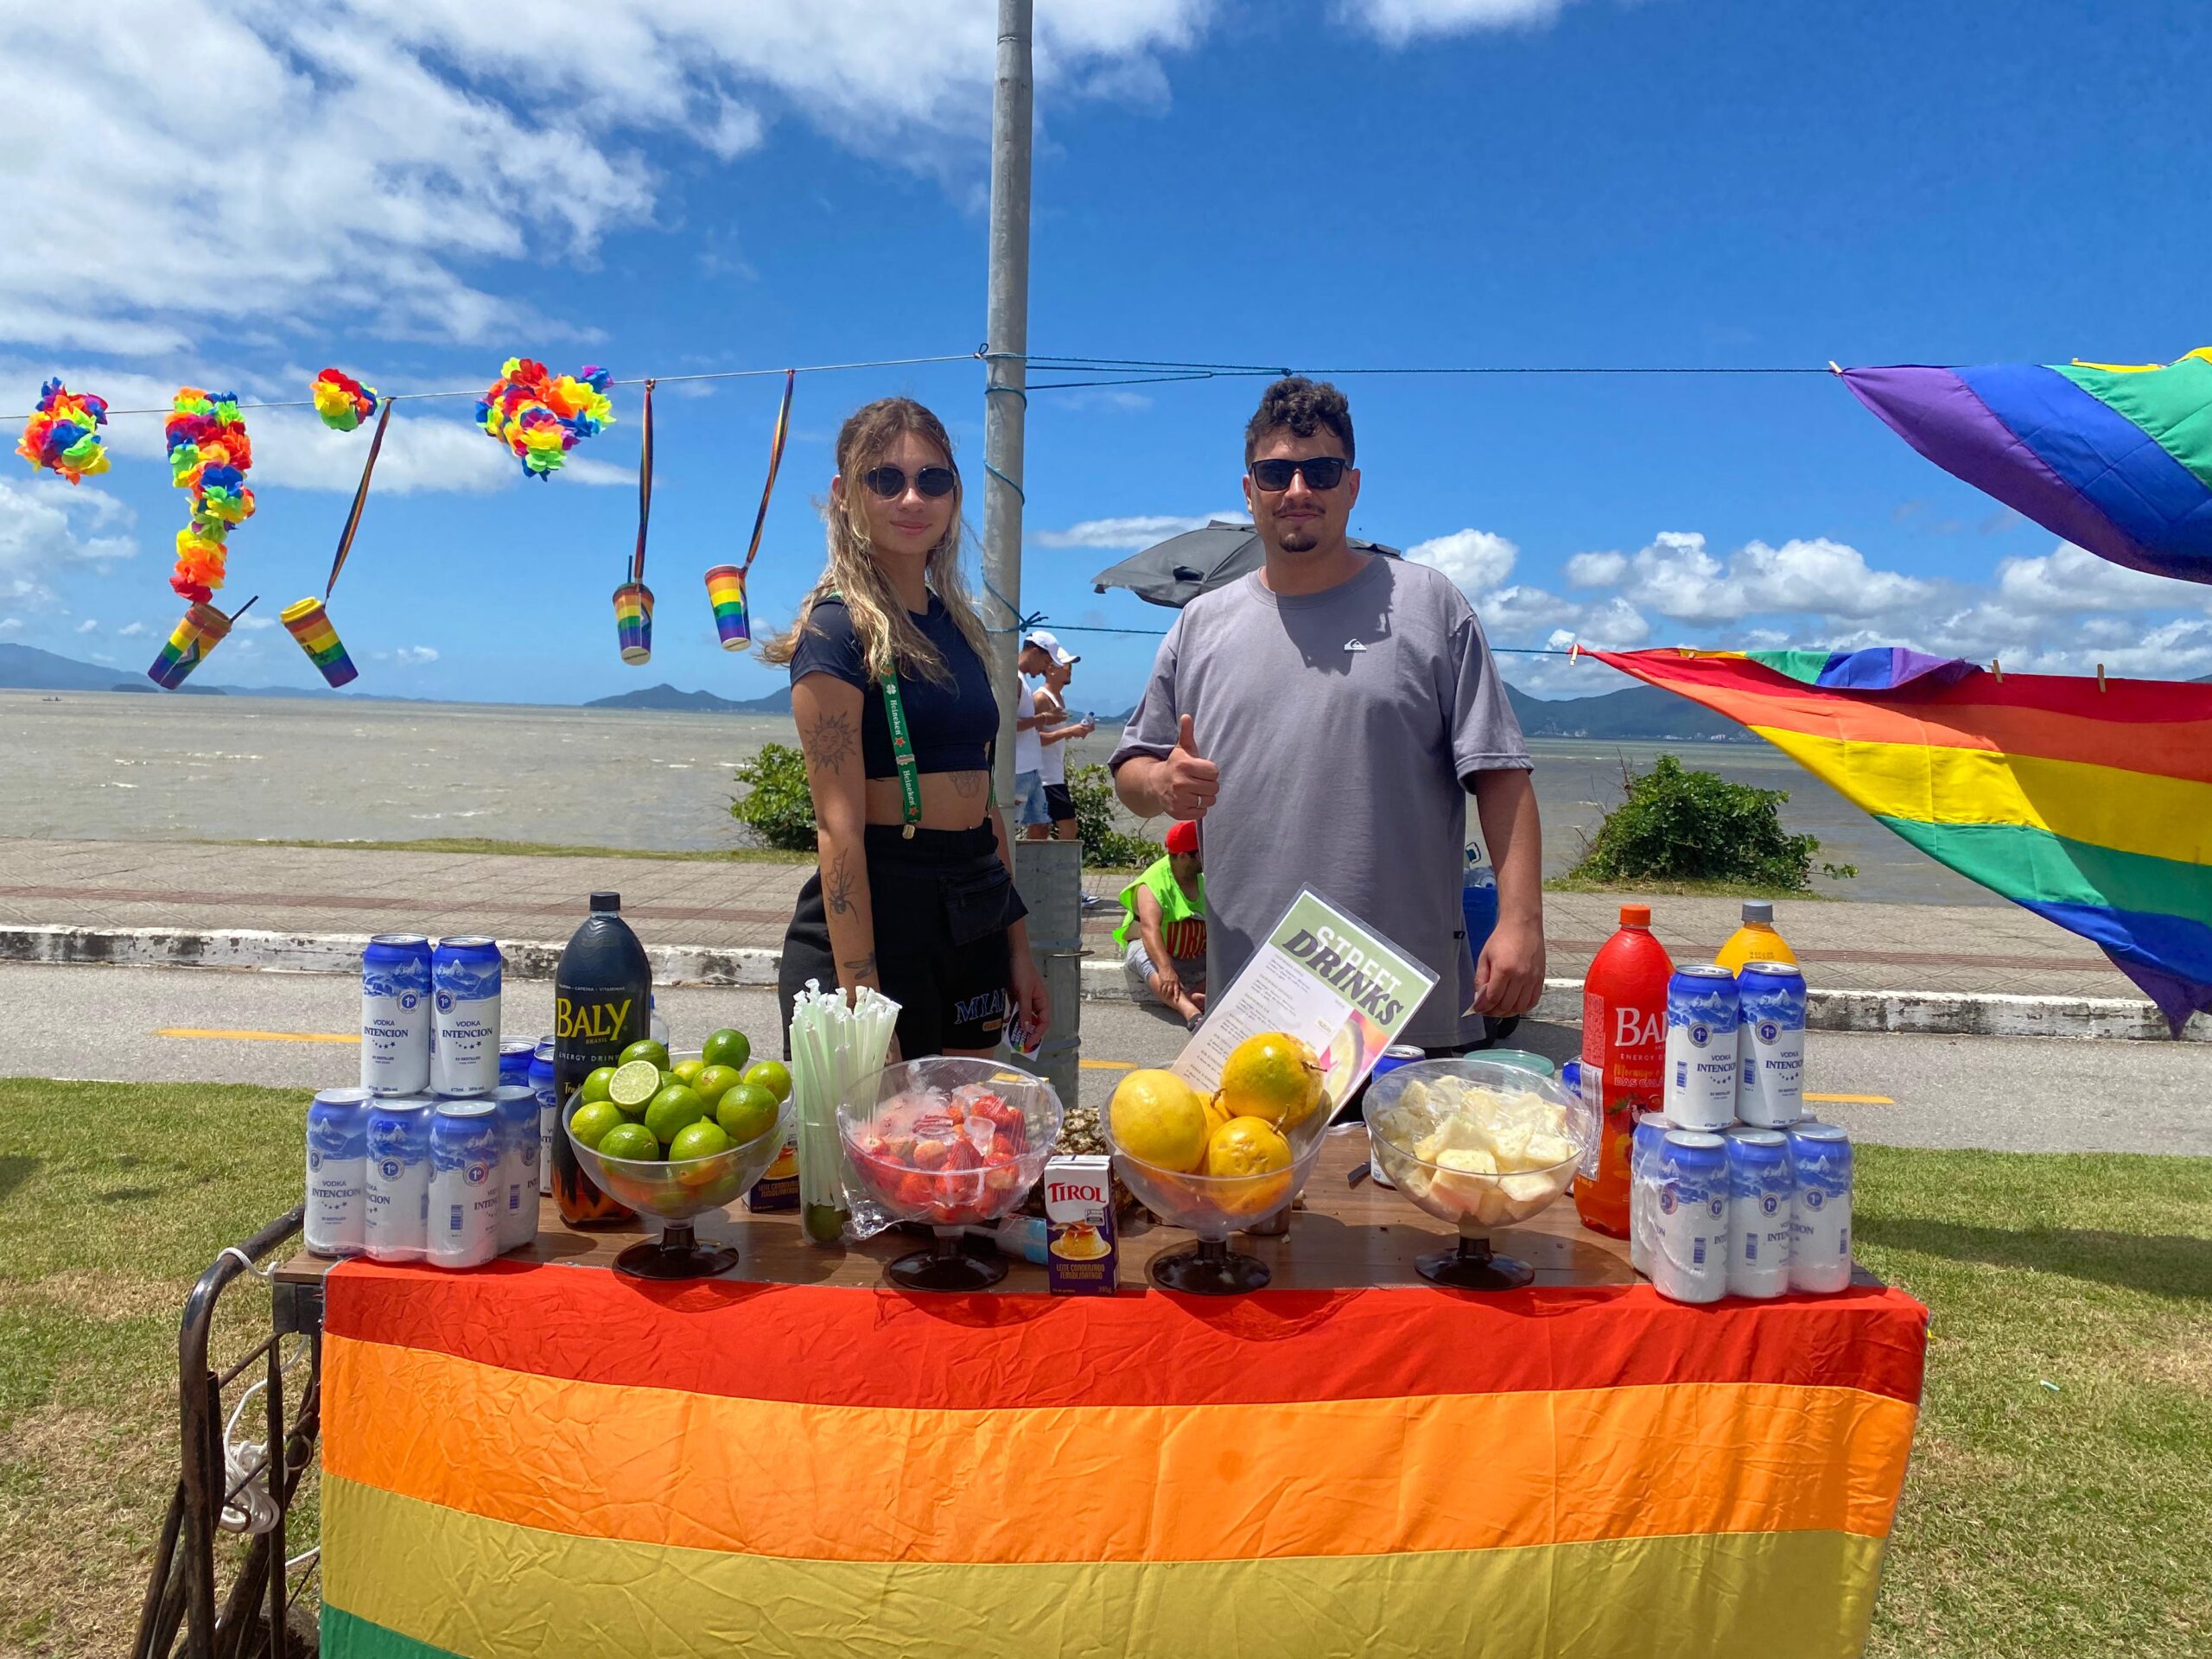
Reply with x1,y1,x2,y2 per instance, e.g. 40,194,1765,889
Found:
1586,647,2212,1033
1840,348,2212,585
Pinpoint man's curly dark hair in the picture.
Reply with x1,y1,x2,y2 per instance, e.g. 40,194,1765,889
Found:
1243,376,1355,465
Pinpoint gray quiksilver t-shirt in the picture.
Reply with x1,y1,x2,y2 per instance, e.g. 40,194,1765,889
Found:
1109,556,1531,1049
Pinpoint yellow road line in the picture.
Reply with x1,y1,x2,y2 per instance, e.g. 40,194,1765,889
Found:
158,1027,360,1046
1079,1058,1135,1071
1804,1092,1894,1105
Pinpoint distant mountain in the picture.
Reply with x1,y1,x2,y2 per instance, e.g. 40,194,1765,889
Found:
584,682,793,715
1504,682,1749,742
1,642,149,692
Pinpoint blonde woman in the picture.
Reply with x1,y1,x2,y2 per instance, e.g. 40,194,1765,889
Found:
764,397,1049,1059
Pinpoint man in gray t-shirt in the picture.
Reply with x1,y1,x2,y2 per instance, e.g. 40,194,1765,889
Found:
1111,378,1544,1051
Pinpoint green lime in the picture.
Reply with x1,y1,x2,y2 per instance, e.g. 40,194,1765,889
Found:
668,1119,733,1161
671,1058,705,1084
609,1060,663,1109
597,1122,662,1162
715,1082,779,1147
581,1066,617,1105
620,1039,671,1071
643,1084,709,1147
693,1064,743,1107
702,1027,753,1073
569,1098,628,1150
742,1059,792,1104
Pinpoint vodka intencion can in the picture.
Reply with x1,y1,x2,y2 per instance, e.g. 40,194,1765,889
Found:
359,934,432,1095
1649,1129,1730,1305
1663,963,1741,1130
1627,1110,1678,1279
1723,1127,1794,1299
304,1086,372,1258
499,1039,537,1090
528,1036,556,1198
364,1096,434,1262
428,1100,502,1269
429,937,503,1096
1788,1122,1855,1294
489,1084,540,1253
1736,960,1807,1128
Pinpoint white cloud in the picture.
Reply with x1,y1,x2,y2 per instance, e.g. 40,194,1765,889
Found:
1620,531,1739,622
1563,550,1626,588
394,645,440,664
75,618,99,633
1411,527,1519,594
0,617,19,633
1339,0,1579,47
1995,540,2202,616
117,621,148,637
1613,531,1932,624
1032,513,1240,550
238,615,279,631
0,478,138,607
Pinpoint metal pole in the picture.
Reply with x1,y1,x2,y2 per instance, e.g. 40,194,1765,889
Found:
982,0,1033,807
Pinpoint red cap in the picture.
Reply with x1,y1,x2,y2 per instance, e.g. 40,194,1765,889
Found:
1619,904,1650,927
1164,820,1200,855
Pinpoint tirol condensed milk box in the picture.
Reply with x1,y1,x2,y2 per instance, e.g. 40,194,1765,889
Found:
1044,1154,1117,1294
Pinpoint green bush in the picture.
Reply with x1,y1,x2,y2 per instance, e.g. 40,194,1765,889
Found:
1567,753,1854,892
728,742,819,852
1068,762,1162,871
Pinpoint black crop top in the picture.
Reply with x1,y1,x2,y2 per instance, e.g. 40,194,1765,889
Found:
786,595,999,778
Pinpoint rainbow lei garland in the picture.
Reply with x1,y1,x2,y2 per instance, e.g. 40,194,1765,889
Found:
474,358,613,479
16,378,111,483
163,389,256,604
312,368,379,432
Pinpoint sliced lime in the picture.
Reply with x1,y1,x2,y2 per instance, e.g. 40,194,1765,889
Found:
609,1059,664,1109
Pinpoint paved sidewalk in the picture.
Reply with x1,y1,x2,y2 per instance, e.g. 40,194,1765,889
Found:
0,836,2143,1001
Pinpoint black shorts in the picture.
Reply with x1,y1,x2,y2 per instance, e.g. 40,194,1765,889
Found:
1042,783,1076,823
779,823,1027,1058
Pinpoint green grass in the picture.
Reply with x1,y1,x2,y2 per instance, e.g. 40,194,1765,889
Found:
1542,873,1837,899
0,1081,2202,1657
213,835,812,863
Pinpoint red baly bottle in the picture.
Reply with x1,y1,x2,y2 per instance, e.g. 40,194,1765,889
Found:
1574,904,1673,1238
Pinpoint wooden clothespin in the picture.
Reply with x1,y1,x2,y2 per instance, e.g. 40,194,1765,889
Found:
2097,663,2107,693
1569,641,1581,664
1991,658,2003,683
1827,360,1844,375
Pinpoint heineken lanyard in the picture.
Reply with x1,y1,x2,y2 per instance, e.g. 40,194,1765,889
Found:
823,591,923,836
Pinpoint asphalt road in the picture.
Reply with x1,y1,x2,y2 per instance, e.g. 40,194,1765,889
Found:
0,961,2206,1155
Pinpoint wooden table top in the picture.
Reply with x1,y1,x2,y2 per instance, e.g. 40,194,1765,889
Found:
276,1130,1638,1294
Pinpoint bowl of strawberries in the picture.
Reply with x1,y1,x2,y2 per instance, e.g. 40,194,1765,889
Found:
838,1057,1065,1290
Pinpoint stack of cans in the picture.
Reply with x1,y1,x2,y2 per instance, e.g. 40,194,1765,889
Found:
1632,957,1855,1303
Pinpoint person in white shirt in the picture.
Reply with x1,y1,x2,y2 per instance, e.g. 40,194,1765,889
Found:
1009,632,1058,832
1030,645,1096,842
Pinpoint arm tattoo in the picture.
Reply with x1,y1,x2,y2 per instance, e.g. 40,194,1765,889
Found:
824,852,855,916
805,710,856,776
841,952,880,982
951,770,985,798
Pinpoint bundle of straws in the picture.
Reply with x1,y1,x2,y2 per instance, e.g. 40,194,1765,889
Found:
787,981,901,1243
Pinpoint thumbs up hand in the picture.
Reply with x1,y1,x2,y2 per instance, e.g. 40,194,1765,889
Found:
1164,713,1220,818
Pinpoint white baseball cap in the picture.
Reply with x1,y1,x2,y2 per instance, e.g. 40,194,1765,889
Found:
1022,628,1078,666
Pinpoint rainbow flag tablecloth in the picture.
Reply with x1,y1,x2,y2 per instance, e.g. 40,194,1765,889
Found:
319,1261,1923,1659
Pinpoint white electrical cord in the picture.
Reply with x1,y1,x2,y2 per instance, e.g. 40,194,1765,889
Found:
218,1332,308,1536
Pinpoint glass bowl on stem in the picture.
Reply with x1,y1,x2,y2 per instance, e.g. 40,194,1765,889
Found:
1363,1058,1596,1290
1107,1107,1332,1296
563,1061,791,1281
838,1057,1063,1292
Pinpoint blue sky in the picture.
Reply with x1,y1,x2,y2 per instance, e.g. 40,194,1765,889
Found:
6,0,2211,709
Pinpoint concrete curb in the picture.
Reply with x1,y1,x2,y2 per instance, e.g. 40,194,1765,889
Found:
3,924,2202,1043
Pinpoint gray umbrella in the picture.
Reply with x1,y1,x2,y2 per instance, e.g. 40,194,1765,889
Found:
1090,520,1402,608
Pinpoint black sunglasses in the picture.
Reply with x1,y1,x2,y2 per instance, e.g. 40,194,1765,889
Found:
861,464,959,499
1248,455,1350,493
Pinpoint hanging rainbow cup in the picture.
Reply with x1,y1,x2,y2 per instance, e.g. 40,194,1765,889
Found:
147,601,233,690
704,563,750,651
613,581,654,665
280,596,359,688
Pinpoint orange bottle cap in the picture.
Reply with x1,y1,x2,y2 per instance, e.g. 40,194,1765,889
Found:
1620,904,1651,927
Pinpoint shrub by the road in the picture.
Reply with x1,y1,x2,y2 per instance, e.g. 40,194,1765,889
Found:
1567,753,1854,892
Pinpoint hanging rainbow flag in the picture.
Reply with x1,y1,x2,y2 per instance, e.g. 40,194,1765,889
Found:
1585,647,2212,1033
1840,348,2212,584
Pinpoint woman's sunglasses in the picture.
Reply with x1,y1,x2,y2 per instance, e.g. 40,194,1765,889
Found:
861,464,959,499
1248,455,1350,493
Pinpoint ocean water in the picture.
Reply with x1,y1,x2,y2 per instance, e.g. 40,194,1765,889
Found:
0,690,1997,906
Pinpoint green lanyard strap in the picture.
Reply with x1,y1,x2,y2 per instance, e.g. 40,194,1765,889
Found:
822,590,923,837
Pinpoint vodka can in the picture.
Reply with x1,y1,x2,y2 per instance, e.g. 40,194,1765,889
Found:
304,1086,372,1258
499,1039,537,1090
364,1096,435,1262
1787,1122,1854,1294
528,1036,557,1197
359,934,432,1095
427,1099,502,1270
1648,1129,1730,1305
1723,1127,1794,1299
1627,1110,1679,1279
429,937,503,1096
1662,963,1740,1130
1736,961,1807,1128
489,1084,540,1252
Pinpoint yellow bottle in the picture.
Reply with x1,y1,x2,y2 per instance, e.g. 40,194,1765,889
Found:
1715,900,1796,975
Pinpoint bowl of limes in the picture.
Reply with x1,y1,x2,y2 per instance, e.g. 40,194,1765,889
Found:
563,1033,793,1280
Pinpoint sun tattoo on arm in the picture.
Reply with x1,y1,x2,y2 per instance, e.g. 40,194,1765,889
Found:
806,709,857,776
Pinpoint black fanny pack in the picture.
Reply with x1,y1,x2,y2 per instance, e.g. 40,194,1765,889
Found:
943,863,1017,947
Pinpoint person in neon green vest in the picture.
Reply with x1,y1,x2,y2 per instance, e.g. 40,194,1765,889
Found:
1116,820,1207,1029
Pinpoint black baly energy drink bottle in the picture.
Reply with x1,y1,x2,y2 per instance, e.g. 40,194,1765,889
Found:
553,891,650,1225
